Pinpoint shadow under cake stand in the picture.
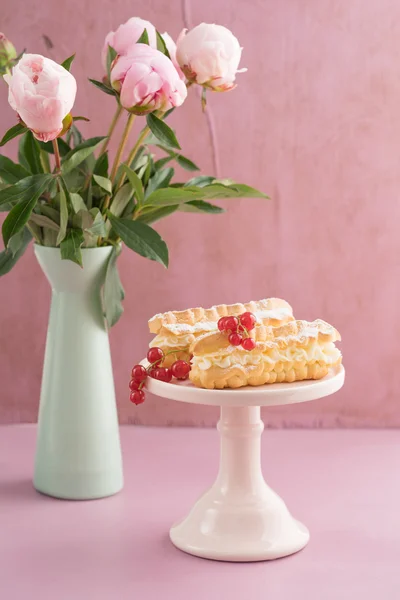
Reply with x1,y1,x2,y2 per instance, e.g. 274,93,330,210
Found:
146,366,345,562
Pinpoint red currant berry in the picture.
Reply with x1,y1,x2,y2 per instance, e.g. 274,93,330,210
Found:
239,312,256,331
147,347,164,367
242,337,256,351
153,367,173,383
129,379,141,391
218,317,229,331
225,316,239,332
229,332,243,346
131,364,147,382
130,390,145,405
171,360,191,380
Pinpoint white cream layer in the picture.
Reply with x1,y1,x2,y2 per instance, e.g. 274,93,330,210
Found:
192,342,341,372
154,307,293,340
150,333,195,349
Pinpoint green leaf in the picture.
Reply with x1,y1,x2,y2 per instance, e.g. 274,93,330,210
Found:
121,165,144,204
38,204,61,224
60,229,84,267
182,183,269,201
61,54,75,71
8,227,28,257
67,124,83,147
145,186,202,206
71,208,93,232
86,177,93,210
61,137,106,174
0,174,54,209
136,29,149,45
26,220,43,244
19,131,43,174
176,155,200,172
103,245,125,328
2,174,53,247
154,156,173,170
0,227,32,276
29,212,60,232
108,184,133,218
69,192,86,213
0,123,28,147
56,186,68,245
184,175,215,187
143,154,153,187
107,212,169,267
156,31,170,58
220,183,269,199
73,116,90,123
94,152,109,177
145,167,174,198
106,46,118,81
93,174,112,194
0,156,30,184
179,200,225,214
137,205,178,225
163,108,175,119
146,113,180,150
88,78,116,96
129,146,146,170
86,208,107,237
38,138,71,157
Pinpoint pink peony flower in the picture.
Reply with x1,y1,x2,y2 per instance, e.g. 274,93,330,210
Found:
102,17,157,70
176,23,246,91
4,54,77,142
161,32,185,80
111,44,187,115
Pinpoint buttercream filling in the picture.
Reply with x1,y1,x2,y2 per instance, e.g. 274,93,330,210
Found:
150,333,195,349
151,307,293,344
192,342,341,371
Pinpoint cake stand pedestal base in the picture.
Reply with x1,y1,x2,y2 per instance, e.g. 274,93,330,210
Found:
170,406,309,562
146,366,345,562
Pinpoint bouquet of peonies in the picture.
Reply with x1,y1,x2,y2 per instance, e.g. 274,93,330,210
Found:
0,18,267,326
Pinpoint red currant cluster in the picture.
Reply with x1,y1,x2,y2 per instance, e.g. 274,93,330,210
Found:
129,347,191,405
218,311,257,350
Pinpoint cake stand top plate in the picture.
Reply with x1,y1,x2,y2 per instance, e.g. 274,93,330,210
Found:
145,365,345,408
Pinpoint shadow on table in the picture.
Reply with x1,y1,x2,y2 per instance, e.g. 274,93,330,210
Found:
0,478,44,504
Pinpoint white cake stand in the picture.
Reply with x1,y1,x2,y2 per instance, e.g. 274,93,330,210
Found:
146,366,345,562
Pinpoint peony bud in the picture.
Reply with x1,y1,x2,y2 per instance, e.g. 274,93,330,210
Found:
176,23,246,92
0,33,17,73
161,32,185,80
4,54,77,142
111,44,187,115
102,17,157,70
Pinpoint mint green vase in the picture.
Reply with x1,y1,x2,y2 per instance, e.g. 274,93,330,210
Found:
33,245,123,500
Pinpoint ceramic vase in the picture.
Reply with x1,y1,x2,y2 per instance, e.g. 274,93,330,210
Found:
33,245,123,500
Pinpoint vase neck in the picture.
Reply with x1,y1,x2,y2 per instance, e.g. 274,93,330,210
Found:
34,246,113,293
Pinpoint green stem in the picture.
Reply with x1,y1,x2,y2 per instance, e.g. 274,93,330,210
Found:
52,139,61,173
118,125,150,190
103,113,136,213
110,113,136,182
100,104,123,155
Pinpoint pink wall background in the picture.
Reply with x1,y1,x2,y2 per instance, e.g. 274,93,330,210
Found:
1,0,400,427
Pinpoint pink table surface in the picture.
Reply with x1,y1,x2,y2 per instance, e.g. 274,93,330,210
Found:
0,426,399,599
